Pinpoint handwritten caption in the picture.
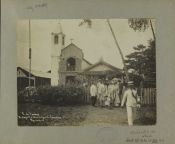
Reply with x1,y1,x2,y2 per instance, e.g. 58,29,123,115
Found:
18,112,62,122
26,2,48,11
125,130,165,144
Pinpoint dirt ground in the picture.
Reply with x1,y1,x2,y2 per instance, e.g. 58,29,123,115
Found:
18,103,156,126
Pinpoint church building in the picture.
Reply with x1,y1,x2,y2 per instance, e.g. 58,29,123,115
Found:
17,22,123,91
51,23,123,86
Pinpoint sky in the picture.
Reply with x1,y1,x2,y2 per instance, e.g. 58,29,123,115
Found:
17,19,155,72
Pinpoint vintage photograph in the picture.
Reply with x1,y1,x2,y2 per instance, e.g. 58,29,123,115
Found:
17,19,156,126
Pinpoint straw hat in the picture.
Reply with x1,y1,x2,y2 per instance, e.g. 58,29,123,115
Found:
127,81,134,86
98,79,102,82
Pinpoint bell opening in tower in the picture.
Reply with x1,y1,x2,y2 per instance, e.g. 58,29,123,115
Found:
54,35,58,44
62,36,65,45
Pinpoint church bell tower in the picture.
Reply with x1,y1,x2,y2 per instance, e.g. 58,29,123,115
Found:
51,23,65,86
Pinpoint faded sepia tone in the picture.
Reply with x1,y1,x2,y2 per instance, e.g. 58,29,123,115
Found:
1,0,175,144
17,19,156,126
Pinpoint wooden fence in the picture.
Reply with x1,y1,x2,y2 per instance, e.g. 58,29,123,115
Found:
84,87,156,106
140,88,156,105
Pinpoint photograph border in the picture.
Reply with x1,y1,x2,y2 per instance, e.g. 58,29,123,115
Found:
1,0,175,144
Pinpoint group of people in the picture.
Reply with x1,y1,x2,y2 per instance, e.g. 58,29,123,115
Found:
90,78,140,126
90,78,121,108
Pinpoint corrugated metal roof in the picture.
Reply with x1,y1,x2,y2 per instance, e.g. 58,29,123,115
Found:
83,59,122,73
17,67,51,78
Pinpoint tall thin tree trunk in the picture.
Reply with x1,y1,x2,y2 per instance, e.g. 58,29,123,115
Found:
150,19,155,41
107,19,129,82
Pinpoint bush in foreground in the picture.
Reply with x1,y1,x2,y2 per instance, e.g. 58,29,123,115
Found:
18,85,86,105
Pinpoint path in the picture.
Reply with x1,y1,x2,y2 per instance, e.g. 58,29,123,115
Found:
18,104,156,126
80,106,128,126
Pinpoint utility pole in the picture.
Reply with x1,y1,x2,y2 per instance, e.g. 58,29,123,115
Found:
29,19,32,89
107,19,129,82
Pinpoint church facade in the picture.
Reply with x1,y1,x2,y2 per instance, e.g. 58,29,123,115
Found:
51,24,123,86
58,43,92,85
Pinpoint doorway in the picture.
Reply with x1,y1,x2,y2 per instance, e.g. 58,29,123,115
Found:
66,76,76,85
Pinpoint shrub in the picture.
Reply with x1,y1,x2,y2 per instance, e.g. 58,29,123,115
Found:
18,87,39,103
36,85,85,105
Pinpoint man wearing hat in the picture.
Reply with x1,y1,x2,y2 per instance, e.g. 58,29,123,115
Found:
121,81,137,126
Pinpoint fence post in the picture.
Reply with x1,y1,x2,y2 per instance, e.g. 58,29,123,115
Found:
149,88,151,105
142,88,156,105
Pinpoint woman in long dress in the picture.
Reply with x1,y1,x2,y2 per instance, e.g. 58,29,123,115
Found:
107,80,115,107
113,80,120,107
104,81,110,107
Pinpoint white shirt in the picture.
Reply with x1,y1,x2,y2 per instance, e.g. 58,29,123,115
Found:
113,83,119,95
90,84,97,97
121,88,137,107
108,84,114,95
97,83,105,94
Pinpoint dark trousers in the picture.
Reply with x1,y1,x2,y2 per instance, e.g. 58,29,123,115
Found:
91,96,97,106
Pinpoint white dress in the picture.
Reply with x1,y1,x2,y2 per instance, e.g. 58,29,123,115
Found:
108,84,114,102
105,97,110,106
113,84,120,106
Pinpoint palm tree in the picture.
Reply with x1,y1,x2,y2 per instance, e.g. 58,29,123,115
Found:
106,19,129,81
128,18,156,96
128,18,155,40
149,19,156,40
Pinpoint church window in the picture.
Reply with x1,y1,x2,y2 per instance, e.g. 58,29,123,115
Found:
54,35,58,44
66,58,76,71
62,36,65,45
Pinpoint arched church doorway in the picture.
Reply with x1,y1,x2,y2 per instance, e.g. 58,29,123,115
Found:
66,76,75,85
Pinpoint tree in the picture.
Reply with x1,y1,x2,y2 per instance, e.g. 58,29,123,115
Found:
128,18,156,91
143,40,156,85
125,39,156,87
79,19,156,85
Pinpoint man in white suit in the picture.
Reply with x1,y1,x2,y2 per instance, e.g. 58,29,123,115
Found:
90,81,97,106
121,81,137,126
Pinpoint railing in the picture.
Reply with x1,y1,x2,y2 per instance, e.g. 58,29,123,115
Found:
66,66,75,71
